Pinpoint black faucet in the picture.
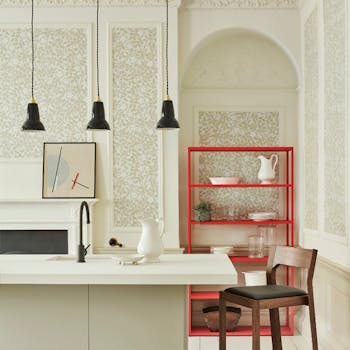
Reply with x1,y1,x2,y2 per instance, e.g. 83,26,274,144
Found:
78,201,91,263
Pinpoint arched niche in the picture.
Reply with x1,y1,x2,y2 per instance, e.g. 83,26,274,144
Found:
182,28,298,90
179,28,299,247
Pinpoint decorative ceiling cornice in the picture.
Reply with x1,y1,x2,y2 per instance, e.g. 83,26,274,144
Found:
0,0,298,8
182,0,298,8
0,0,179,7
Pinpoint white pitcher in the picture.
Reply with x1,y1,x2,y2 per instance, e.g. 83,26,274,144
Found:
137,218,164,263
258,154,278,184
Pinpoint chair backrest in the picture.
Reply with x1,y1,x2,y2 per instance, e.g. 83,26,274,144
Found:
266,246,318,289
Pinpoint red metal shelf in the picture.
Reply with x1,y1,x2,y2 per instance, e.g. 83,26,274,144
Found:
190,184,291,188
190,220,291,225
187,146,295,338
191,291,219,299
189,326,293,337
229,256,268,262
188,146,293,152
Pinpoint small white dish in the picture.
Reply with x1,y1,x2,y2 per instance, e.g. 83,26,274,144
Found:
209,177,240,185
210,246,233,254
112,254,144,265
248,212,276,221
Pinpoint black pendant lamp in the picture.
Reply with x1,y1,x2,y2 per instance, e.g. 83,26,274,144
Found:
22,0,45,131
87,0,110,130
156,0,179,130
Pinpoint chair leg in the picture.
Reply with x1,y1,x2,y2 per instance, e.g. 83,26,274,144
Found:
269,308,282,350
252,305,260,350
308,297,319,350
219,292,226,350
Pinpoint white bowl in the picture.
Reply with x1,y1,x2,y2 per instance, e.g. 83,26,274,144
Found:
210,246,233,254
209,177,240,185
112,254,144,265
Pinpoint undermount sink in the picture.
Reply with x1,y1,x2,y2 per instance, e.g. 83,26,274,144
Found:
46,255,113,262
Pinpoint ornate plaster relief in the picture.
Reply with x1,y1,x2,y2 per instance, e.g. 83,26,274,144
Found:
323,0,346,237
0,27,88,158
197,111,280,217
183,0,298,8
112,25,159,227
183,31,297,90
303,6,319,231
0,0,298,7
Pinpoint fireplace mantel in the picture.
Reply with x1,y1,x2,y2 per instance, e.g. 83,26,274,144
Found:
0,199,98,255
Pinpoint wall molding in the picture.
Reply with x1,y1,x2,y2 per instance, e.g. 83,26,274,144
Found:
0,0,297,8
0,0,181,7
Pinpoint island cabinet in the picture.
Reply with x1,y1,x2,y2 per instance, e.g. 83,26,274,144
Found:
0,285,89,350
187,146,295,337
0,254,236,350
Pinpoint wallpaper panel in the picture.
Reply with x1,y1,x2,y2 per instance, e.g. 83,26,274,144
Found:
0,27,88,158
112,25,159,227
323,0,346,237
304,7,319,231
197,111,280,218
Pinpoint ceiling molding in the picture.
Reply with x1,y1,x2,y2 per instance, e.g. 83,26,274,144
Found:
0,0,297,8
0,0,180,7
182,0,298,8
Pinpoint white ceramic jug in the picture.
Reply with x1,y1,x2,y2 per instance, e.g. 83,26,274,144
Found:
257,154,278,184
137,219,164,263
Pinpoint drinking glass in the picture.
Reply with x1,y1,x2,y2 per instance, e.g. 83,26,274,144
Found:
248,235,264,258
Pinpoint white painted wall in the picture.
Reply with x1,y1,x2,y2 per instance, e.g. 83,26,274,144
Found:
0,5,179,251
296,0,350,349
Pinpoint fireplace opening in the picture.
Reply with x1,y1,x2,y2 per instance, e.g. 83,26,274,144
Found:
0,230,68,254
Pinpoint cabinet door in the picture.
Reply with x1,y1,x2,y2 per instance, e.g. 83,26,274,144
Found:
89,285,187,350
0,285,88,350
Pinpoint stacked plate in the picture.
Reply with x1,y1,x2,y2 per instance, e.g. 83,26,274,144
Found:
210,246,233,254
248,212,276,221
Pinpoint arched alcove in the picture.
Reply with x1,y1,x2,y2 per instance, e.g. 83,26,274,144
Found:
179,28,299,248
182,28,298,90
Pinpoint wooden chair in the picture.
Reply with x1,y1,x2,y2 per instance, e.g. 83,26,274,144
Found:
219,245,318,350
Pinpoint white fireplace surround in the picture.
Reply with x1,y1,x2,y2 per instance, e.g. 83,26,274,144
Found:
0,199,98,255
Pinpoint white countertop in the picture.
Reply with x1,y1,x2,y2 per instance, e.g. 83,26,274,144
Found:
0,254,237,285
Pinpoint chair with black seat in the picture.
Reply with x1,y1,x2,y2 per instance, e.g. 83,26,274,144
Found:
219,245,318,350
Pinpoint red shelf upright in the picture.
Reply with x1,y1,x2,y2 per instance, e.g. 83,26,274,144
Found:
187,146,295,337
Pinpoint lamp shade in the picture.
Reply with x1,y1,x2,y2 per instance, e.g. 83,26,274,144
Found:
22,102,45,131
156,99,179,129
87,101,110,130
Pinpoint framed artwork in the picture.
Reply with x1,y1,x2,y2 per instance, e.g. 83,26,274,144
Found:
42,142,96,199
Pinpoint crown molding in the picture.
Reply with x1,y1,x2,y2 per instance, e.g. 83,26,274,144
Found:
0,0,182,7
0,0,297,8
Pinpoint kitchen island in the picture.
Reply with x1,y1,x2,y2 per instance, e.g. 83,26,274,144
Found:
0,254,237,350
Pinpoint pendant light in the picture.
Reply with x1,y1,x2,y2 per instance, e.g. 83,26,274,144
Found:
87,0,110,130
22,0,45,131
156,0,179,129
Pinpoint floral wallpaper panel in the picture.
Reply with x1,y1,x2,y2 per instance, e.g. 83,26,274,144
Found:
197,111,280,218
323,0,346,237
0,27,88,158
303,8,319,231
112,26,159,227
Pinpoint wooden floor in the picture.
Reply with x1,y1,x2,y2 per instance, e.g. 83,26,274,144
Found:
188,336,299,350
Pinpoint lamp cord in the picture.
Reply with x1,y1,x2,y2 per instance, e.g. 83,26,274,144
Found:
31,0,35,101
96,0,100,100
166,0,169,98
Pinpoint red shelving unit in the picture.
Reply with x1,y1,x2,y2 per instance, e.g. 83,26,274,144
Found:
187,146,295,337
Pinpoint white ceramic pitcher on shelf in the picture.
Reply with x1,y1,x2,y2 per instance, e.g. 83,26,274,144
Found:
257,154,278,184
137,218,164,263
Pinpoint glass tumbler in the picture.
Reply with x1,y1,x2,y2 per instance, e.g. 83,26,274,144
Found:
248,235,264,258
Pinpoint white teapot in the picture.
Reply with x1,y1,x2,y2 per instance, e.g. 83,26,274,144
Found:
137,218,164,263
258,154,278,184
